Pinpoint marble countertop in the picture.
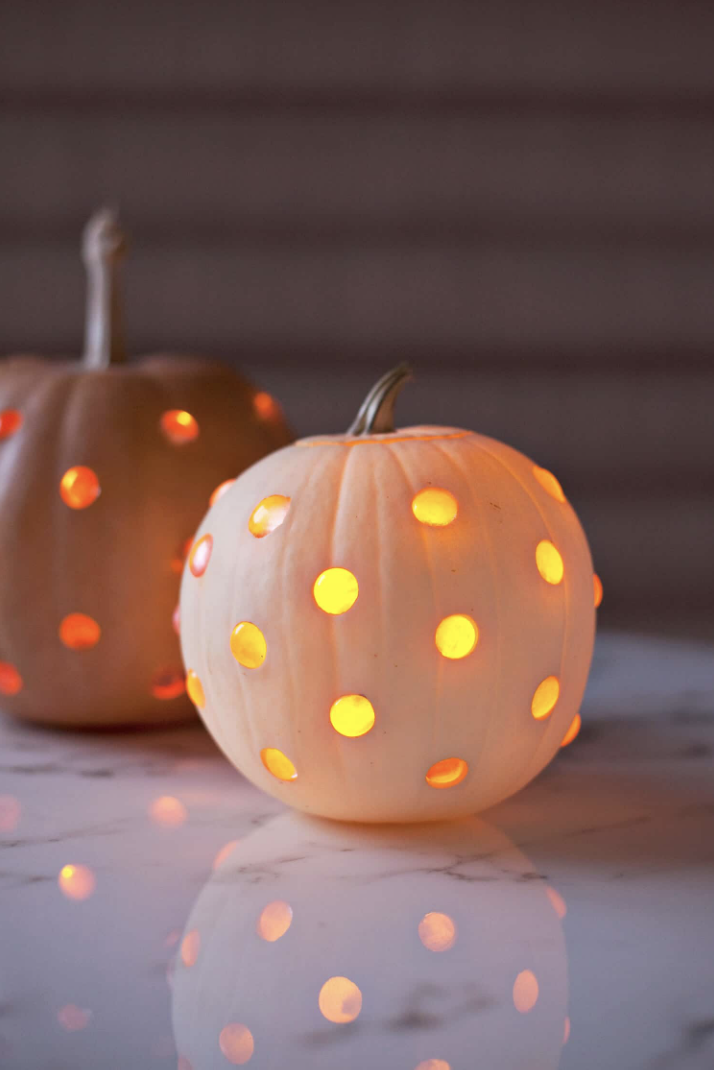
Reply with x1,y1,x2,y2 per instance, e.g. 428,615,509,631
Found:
1,631,713,1070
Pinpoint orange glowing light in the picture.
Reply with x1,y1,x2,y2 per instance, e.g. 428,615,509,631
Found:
219,1023,255,1065
57,1005,91,1032
418,912,457,952
181,929,201,967
256,900,293,942
0,661,22,696
0,795,21,832
230,622,267,669
425,757,468,789
411,487,458,527
59,613,100,651
533,465,566,502
513,969,539,1013
435,614,478,659
253,391,280,421
329,694,375,738
536,540,564,584
0,409,23,439
560,713,581,747
210,479,235,507
531,675,560,720
415,1061,451,1070
160,409,199,445
546,886,567,919
318,976,363,1024
172,604,181,635
186,669,206,708
58,863,95,901
60,466,100,509
213,839,240,870
260,748,297,782
150,669,185,700
149,795,187,828
171,537,193,574
189,534,212,577
313,568,359,615
248,495,291,538
593,573,604,608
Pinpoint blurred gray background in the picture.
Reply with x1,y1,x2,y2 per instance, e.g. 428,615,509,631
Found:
1,1,712,638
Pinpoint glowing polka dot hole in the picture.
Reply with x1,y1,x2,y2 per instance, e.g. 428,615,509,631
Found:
60,466,100,509
533,465,566,502
313,568,359,615
418,912,457,952
219,1023,254,1066
261,748,297,781
256,900,293,942
248,495,291,538
318,976,362,1024
160,409,199,445
594,573,604,607
210,479,235,507
189,534,213,577
561,714,581,748
435,614,478,659
531,675,560,720
329,694,375,737
426,757,469,789
535,540,564,585
231,622,267,669
59,613,101,651
186,670,205,709
0,409,23,440
412,487,458,527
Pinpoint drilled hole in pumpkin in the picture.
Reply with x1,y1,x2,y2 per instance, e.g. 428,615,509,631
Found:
261,747,297,781
535,540,564,584
425,757,468,789
0,409,23,440
513,969,539,1013
434,614,478,659
313,568,359,615
151,669,185,700
210,479,235,507
418,912,457,952
180,929,200,967
329,694,375,738
230,622,266,668
411,487,458,527
186,669,205,709
58,863,95,901
59,613,100,651
219,1024,254,1066
60,466,100,509
531,675,560,720
533,465,566,502
248,495,291,538
318,977,362,1024
256,900,293,942
560,713,581,748
189,534,212,577
0,661,22,696
254,391,280,421
593,573,604,607
160,410,199,445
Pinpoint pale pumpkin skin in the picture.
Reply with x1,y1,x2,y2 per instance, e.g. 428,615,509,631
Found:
180,369,595,822
0,212,291,728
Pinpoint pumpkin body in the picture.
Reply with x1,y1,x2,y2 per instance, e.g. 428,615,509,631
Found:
180,383,596,820
0,354,290,727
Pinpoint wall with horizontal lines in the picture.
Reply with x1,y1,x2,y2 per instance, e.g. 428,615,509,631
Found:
1,0,712,634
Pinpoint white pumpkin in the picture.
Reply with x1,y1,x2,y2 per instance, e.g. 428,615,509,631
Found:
180,366,597,822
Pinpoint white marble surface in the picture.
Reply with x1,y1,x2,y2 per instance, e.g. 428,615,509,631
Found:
1,631,713,1070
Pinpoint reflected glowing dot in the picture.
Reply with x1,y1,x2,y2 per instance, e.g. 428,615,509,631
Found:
329,694,375,738
57,1005,91,1032
60,466,100,509
426,757,468,789
593,573,604,608
546,887,567,919
248,495,291,538
318,976,362,1024
0,661,22,696
563,1017,571,1045
58,864,95,900
172,604,181,635
254,391,280,421
313,567,359,615
160,409,199,445
513,969,539,1013
219,1023,254,1065
189,534,213,577
213,839,240,870
411,488,458,527
261,748,297,781
533,465,566,502
181,929,201,967
415,1061,451,1070
435,614,478,659
536,540,564,584
230,622,267,669
0,795,21,832
256,900,293,942
0,409,22,439
150,796,187,828
418,912,457,952
59,613,101,651
151,669,185,700
560,713,581,748
186,669,206,709
210,479,235,506
531,676,560,720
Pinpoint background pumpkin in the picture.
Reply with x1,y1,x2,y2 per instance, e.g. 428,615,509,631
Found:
180,366,597,822
0,210,291,728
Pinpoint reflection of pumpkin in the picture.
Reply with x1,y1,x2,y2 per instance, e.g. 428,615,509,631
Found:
0,211,291,727
172,812,568,1069
181,365,597,821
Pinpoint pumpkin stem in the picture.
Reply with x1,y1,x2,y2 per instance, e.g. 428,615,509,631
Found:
82,208,127,368
347,363,413,435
